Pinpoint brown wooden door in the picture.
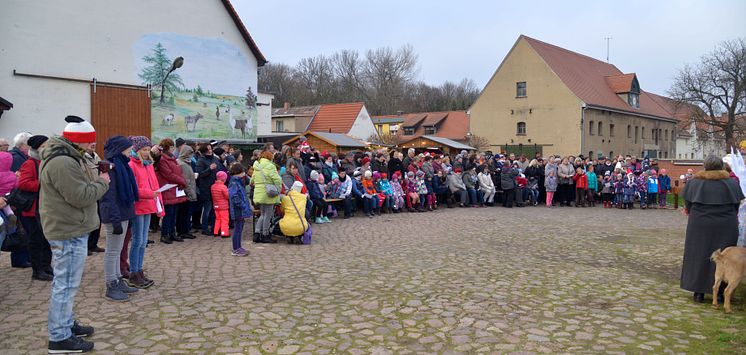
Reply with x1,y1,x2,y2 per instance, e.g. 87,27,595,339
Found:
90,84,150,157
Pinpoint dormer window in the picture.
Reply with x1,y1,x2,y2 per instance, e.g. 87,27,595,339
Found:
404,127,415,135
424,126,436,135
628,93,639,108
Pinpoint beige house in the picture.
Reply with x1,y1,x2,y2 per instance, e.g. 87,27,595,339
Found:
470,35,677,159
271,103,320,133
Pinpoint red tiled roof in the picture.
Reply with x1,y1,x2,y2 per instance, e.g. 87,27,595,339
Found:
220,0,267,66
397,111,470,141
522,35,673,120
307,102,365,134
605,74,636,93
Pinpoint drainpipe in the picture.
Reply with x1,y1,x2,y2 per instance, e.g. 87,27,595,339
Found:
580,104,587,156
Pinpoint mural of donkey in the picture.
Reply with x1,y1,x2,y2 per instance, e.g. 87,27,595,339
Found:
184,112,203,132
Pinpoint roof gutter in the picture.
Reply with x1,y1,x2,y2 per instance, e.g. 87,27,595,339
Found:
585,104,678,123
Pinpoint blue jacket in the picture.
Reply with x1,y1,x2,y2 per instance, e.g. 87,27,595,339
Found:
659,175,671,192
228,176,252,219
433,176,448,194
352,178,365,197
307,179,324,200
99,162,136,225
647,177,659,193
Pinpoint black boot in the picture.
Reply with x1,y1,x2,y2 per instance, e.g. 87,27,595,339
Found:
159,234,172,244
170,232,183,242
253,232,261,243
693,292,705,303
261,234,277,244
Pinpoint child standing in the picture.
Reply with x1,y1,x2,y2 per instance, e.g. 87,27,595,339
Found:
586,165,598,207
228,164,251,256
573,168,588,207
212,171,230,237
601,171,614,208
647,170,659,208
658,169,671,208
624,173,637,209
636,171,648,209
544,171,557,207
415,170,428,211
614,174,625,208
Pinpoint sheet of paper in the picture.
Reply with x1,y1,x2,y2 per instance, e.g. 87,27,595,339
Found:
156,184,177,193
156,196,163,214
175,188,186,197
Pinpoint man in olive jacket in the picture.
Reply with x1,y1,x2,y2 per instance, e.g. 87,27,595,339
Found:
40,116,109,353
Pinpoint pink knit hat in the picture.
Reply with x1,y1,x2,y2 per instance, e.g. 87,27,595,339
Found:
216,171,228,181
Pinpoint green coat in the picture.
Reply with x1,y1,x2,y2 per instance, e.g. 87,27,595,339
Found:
252,158,282,205
39,137,109,241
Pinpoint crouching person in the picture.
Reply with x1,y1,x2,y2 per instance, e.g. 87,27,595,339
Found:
41,116,109,353
280,181,309,244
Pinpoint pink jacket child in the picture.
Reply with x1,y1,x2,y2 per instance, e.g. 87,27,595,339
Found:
0,152,18,218
129,155,164,217
211,171,230,237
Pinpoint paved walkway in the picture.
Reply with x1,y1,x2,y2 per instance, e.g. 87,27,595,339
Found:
1,207,744,354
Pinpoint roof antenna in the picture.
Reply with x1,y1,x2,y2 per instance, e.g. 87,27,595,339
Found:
604,36,613,63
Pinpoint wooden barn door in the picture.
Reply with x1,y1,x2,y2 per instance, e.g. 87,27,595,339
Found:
90,83,150,157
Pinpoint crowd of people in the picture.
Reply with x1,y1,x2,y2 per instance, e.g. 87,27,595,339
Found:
0,114,738,353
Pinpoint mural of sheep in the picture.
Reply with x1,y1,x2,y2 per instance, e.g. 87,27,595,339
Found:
162,113,175,126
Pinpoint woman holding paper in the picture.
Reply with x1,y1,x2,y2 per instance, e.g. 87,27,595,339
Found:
154,138,187,244
127,136,164,289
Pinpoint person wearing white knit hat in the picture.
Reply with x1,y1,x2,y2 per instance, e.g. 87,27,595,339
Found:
41,115,110,353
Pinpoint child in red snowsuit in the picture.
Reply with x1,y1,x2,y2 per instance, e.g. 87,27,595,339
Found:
211,171,230,237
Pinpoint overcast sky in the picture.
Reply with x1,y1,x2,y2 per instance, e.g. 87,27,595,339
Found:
235,0,745,96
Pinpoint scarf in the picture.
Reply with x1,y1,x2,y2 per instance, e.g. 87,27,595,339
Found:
112,153,139,205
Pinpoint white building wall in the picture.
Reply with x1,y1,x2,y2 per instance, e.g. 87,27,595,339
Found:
257,93,274,136
0,0,259,140
347,106,378,140
675,122,726,159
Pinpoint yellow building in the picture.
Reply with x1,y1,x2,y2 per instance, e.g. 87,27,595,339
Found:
371,116,404,136
470,35,678,159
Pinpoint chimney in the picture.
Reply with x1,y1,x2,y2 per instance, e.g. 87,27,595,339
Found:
396,110,404,116
283,102,290,111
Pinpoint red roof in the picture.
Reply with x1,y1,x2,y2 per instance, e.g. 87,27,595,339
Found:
220,0,267,66
307,102,365,134
522,35,673,120
396,111,470,141
605,74,636,93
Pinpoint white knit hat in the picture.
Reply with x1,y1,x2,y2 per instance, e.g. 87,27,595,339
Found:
291,181,304,192
62,116,96,144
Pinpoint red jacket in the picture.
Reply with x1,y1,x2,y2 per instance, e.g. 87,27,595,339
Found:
573,173,588,189
211,181,229,211
17,158,41,217
156,153,186,205
129,157,164,216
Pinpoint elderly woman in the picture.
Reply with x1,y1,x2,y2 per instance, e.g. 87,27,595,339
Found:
557,157,575,206
680,155,744,303
280,181,309,244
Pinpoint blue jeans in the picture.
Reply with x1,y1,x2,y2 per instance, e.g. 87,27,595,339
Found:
130,214,151,273
200,200,214,232
161,204,177,237
467,188,478,205
48,234,88,341
232,219,244,250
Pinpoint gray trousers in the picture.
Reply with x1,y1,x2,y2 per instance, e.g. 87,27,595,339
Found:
255,204,275,236
102,220,129,283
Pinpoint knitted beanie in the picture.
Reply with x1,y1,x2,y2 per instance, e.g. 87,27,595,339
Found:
128,136,152,152
62,116,96,143
27,135,48,150
292,180,304,192
310,170,320,181
216,171,228,182
364,170,372,178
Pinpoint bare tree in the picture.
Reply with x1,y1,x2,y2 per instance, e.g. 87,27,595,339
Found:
258,63,296,106
469,135,491,151
368,132,401,146
669,38,746,149
363,45,419,115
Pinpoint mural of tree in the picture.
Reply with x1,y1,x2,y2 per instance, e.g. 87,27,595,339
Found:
138,42,183,103
245,86,257,108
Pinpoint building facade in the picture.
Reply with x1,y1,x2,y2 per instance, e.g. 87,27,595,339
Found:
470,35,677,158
0,0,266,146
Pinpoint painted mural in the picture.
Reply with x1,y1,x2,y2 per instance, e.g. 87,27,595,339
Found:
133,33,257,142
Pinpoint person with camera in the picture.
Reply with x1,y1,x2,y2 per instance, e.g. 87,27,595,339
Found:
16,135,54,281
40,116,109,353
99,136,140,301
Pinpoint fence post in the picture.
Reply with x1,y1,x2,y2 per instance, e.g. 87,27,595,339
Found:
673,180,680,209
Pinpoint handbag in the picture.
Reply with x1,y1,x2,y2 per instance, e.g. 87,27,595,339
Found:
258,167,279,198
6,188,36,212
288,193,312,244
1,216,28,252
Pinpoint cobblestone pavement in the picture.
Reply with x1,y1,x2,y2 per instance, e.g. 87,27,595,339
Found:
1,206,745,354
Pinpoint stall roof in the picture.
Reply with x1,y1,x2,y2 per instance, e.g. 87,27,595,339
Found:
420,135,475,150
284,131,367,148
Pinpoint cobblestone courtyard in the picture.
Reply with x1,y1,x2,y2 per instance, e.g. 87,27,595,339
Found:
1,207,745,354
